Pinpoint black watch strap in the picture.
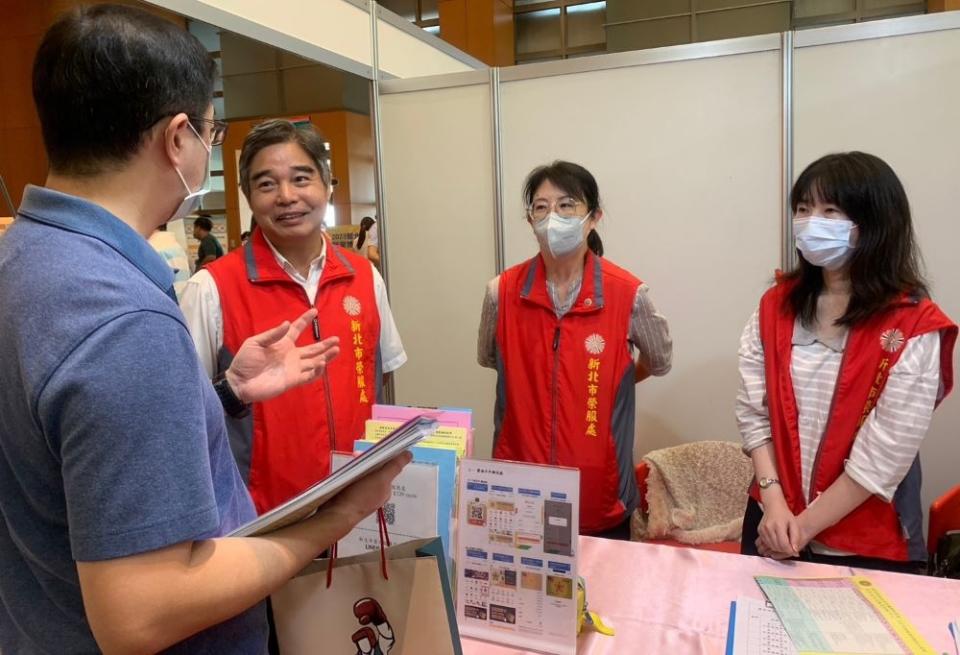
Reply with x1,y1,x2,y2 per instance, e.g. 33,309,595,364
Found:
213,372,250,418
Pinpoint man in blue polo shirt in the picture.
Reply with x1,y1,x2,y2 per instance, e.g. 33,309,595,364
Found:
0,6,409,654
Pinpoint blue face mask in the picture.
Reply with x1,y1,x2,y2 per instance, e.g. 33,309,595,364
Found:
794,216,857,270
533,212,591,258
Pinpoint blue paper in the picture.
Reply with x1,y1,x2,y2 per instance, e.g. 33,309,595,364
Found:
354,440,457,564
726,601,737,655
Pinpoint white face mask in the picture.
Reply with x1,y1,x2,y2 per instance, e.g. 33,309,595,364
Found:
169,122,212,222
533,211,591,258
794,215,857,270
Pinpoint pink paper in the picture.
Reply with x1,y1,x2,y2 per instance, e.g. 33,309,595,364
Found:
372,403,472,430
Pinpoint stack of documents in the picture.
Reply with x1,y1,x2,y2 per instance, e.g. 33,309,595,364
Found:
727,576,937,655
726,596,798,655
229,415,438,537
364,404,473,458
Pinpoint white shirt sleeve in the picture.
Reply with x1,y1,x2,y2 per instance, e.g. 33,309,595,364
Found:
178,269,224,379
736,308,772,454
845,331,941,502
372,264,406,373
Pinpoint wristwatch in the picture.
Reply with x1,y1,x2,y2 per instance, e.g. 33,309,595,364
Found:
213,372,250,419
758,477,781,490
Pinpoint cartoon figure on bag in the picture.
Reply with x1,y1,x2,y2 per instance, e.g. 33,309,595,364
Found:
351,597,395,654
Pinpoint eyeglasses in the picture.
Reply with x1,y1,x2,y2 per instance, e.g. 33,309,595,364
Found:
527,196,585,222
188,116,228,147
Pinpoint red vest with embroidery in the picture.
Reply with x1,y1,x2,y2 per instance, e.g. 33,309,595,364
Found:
754,279,956,560
207,230,381,513
494,253,641,534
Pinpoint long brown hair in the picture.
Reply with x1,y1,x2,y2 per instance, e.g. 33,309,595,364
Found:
357,216,375,249
785,152,928,326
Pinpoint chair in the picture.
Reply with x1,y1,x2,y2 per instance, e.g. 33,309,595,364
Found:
631,442,749,555
635,460,650,513
928,484,960,555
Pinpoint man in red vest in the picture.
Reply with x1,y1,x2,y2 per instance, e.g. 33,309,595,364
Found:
181,120,406,514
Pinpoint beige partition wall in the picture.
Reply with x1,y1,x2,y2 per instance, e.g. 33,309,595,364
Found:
378,74,499,455
794,13,960,517
376,13,959,522
498,41,784,458
146,0,483,79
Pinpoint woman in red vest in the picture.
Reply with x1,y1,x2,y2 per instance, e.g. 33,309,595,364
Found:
737,152,957,572
478,161,673,539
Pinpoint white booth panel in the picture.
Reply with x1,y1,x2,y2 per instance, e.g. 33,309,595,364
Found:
795,23,960,517
147,0,482,79
377,20,480,79
499,49,783,457
379,82,498,455
148,0,372,77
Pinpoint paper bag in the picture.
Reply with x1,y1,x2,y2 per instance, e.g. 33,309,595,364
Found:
272,537,462,654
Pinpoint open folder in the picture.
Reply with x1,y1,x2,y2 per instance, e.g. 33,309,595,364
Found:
229,415,440,537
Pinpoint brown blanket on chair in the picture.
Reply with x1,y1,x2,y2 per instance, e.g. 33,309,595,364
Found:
632,441,753,545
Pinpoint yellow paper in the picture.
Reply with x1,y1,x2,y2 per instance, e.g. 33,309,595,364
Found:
848,577,935,655
364,420,467,458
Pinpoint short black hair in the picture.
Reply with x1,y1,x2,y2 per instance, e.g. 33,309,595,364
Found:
238,120,332,198
32,4,216,175
523,160,604,257
193,216,213,232
786,151,928,326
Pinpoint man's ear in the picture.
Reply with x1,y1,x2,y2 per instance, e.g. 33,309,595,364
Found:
163,113,191,168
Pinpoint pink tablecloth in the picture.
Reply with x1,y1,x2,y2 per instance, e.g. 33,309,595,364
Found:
462,536,960,654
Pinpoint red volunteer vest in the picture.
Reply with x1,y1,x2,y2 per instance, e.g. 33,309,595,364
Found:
207,230,381,513
754,279,956,560
494,253,641,534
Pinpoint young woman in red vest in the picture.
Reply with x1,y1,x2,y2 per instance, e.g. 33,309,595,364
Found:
478,161,673,539
737,152,957,572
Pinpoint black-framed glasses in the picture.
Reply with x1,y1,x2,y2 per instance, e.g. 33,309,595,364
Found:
188,116,228,147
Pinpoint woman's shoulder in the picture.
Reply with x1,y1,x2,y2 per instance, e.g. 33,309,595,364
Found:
484,274,502,298
499,257,540,284
761,270,797,299
902,294,956,332
597,256,642,292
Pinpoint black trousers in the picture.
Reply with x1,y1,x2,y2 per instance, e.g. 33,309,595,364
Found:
740,496,925,575
591,516,632,541
266,598,280,655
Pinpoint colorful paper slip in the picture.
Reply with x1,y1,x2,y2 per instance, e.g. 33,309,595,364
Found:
365,419,469,458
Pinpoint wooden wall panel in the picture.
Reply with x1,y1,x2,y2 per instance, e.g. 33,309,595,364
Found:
438,0,514,66
0,1,185,209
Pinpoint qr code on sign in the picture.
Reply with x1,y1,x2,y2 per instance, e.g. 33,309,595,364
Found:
383,502,396,525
